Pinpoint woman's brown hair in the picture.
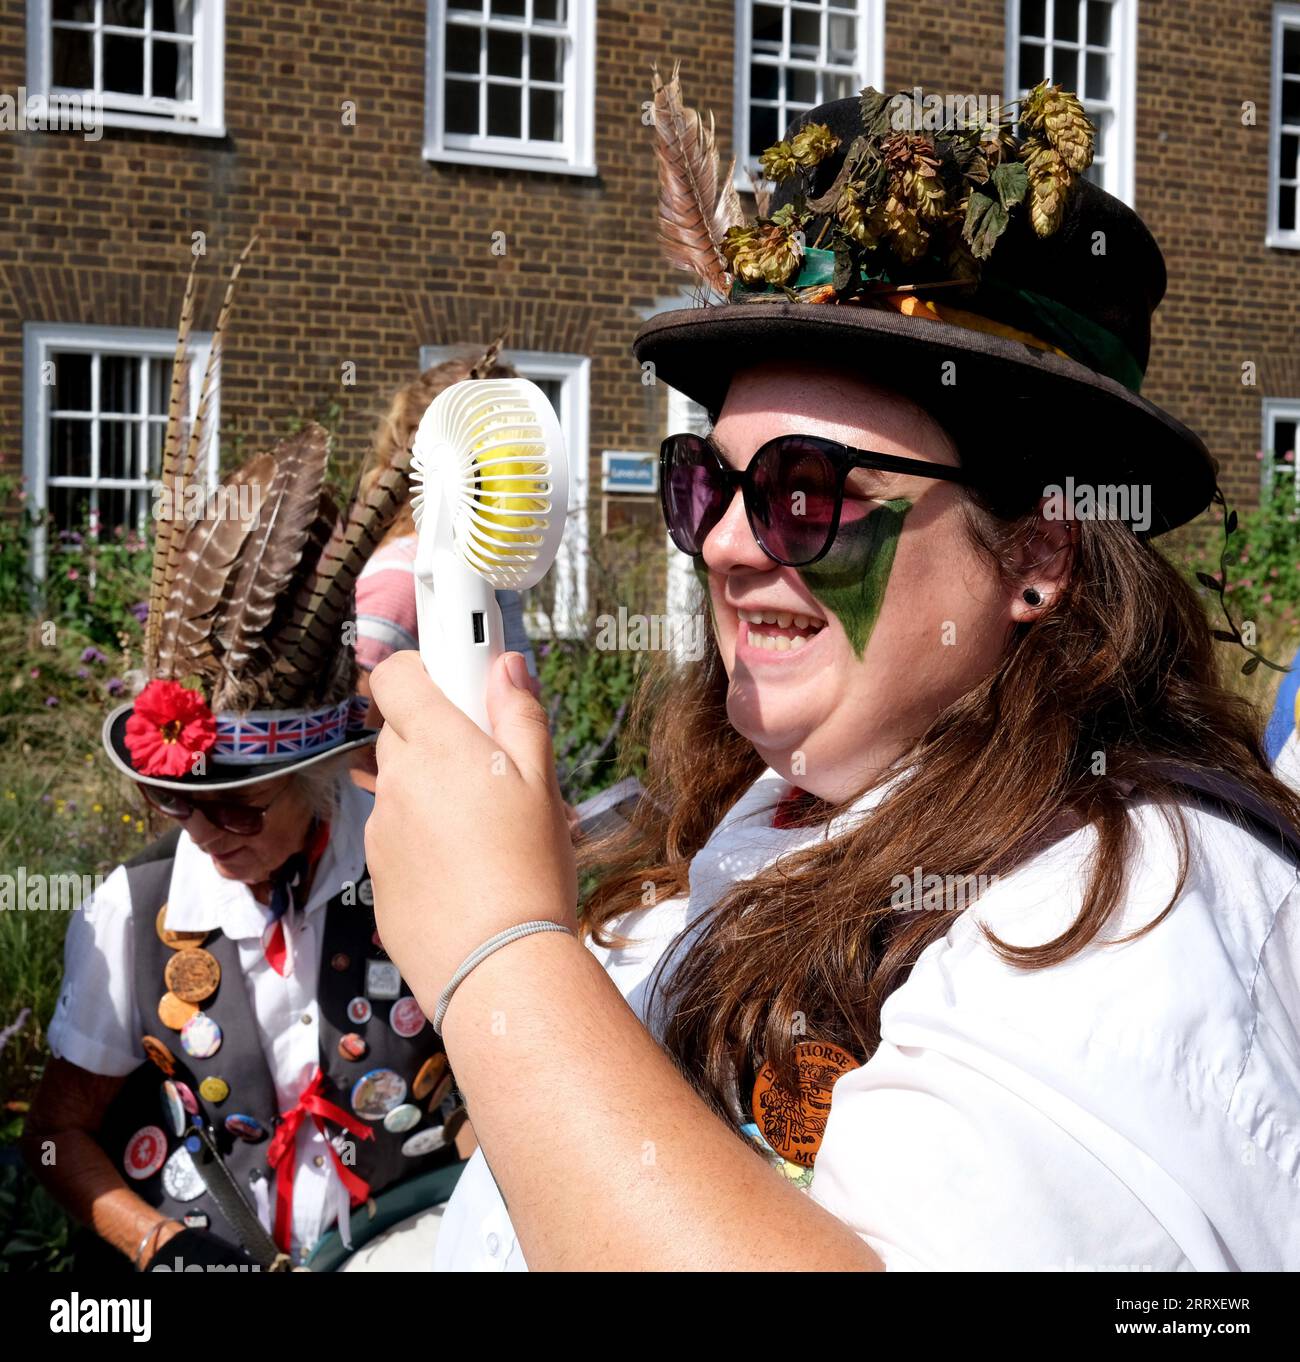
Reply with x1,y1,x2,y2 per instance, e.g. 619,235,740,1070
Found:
576,429,1300,1122
359,341,517,544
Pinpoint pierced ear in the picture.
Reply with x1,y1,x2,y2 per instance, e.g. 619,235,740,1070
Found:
1009,497,1075,622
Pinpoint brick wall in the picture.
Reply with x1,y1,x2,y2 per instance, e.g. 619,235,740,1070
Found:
1,1,1293,550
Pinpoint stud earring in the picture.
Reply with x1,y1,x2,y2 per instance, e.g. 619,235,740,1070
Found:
1023,587,1043,606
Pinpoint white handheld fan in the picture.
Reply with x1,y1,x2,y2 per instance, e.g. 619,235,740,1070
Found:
410,378,569,734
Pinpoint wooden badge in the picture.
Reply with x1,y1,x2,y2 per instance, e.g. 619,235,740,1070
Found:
141,1034,178,1077
750,1039,860,1169
158,991,199,1031
155,904,209,951
164,947,221,1005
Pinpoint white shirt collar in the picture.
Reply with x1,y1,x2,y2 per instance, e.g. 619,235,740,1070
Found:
162,777,374,941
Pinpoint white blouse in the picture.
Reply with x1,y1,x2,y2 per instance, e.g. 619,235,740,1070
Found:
434,767,1300,1272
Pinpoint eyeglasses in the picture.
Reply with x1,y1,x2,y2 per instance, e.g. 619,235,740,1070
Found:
139,781,292,836
660,432,976,568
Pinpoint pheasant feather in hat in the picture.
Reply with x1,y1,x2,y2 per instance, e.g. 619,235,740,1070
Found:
103,243,405,791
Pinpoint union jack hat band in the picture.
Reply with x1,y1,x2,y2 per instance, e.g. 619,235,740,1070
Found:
101,697,378,794
211,696,371,765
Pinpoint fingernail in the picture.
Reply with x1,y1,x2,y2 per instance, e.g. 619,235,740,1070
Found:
506,653,531,690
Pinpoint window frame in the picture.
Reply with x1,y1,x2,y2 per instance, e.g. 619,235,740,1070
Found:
22,322,216,584
734,0,885,192
418,344,590,638
1269,2,1300,248
424,0,597,177
26,0,226,138
1261,395,1300,500
1003,0,1136,207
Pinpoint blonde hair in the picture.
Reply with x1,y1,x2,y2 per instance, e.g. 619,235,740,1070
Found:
359,348,517,544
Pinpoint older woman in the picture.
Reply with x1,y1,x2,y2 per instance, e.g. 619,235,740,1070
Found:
363,85,1300,1271
24,274,461,1269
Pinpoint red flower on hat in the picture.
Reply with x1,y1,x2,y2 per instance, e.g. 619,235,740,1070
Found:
124,679,217,777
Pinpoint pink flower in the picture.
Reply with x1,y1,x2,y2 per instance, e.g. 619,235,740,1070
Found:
1263,593,1274,605
67,568,79,581
1286,450,1295,463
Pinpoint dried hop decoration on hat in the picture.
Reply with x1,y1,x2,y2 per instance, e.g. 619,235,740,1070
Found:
723,79,1095,299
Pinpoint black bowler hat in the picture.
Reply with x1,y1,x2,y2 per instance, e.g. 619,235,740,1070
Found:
633,85,1217,535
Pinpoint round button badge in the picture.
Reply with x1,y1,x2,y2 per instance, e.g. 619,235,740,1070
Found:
180,1012,222,1060
338,1033,367,1062
198,1076,230,1104
400,1125,447,1158
141,1034,177,1077
388,996,426,1039
173,1081,200,1116
412,1053,448,1101
224,1114,268,1143
346,997,372,1026
160,1081,187,1138
350,1068,407,1122
164,947,221,1005
382,1103,422,1134
124,1125,167,1180
162,1146,206,1202
158,991,199,1031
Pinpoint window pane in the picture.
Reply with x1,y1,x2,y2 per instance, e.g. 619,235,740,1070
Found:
49,485,91,532
1283,78,1300,126
155,0,195,36
1085,50,1108,100
487,82,521,137
103,0,146,28
529,86,561,142
1021,0,1047,36
145,421,165,478
53,0,95,19
490,0,526,15
102,421,133,481
1281,184,1297,233
1283,133,1300,182
52,28,93,87
54,352,92,411
828,13,855,61
50,419,91,479
97,487,132,534
530,33,561,82
790,7,820,56
534,0,565,19
446,24,481,74
750,103,779,157
1086,0,1112,47
753,4,784,49
104,35,146,95
445,78,479,133
1285,26,1300,76
1019,41,1044,88
153,40,193,101
101,356,136,413
148,358,169,414
1274,420,1298,462
1053,0,1080,42
786,67,816,105
1051,43,1079,84
751,61,779,101
827,71,853,99
488,27,523,76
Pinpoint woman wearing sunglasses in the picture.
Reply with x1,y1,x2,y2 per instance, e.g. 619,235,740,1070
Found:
24,330,462,1271
364,89,1300,1270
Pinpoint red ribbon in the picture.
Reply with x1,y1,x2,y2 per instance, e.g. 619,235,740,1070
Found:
266,1066,374,1253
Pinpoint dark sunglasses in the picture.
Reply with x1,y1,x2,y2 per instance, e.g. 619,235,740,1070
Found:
660,432,976,567
139,781,292,836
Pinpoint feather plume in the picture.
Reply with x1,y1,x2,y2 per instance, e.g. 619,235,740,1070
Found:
268,455,412,706
650,61,744,300
151,236,259,674
145,255,198,674
208,424,330,710
156,453,278,683
469,332,507,378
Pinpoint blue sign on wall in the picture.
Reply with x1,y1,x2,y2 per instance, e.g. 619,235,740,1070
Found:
602,450,657,494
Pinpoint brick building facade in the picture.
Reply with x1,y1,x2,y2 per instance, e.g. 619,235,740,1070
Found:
2,1,1297,621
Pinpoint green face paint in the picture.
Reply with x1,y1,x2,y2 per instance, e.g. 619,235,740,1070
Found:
797,498,911,660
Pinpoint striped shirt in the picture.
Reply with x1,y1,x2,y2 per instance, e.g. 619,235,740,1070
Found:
355,533,536,674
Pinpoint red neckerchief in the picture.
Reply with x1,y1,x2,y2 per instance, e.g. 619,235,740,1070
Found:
771,786,812,829
263,819,332,976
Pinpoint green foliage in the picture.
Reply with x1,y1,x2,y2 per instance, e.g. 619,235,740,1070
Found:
1173,471,1300,671
0,1153,74,1272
